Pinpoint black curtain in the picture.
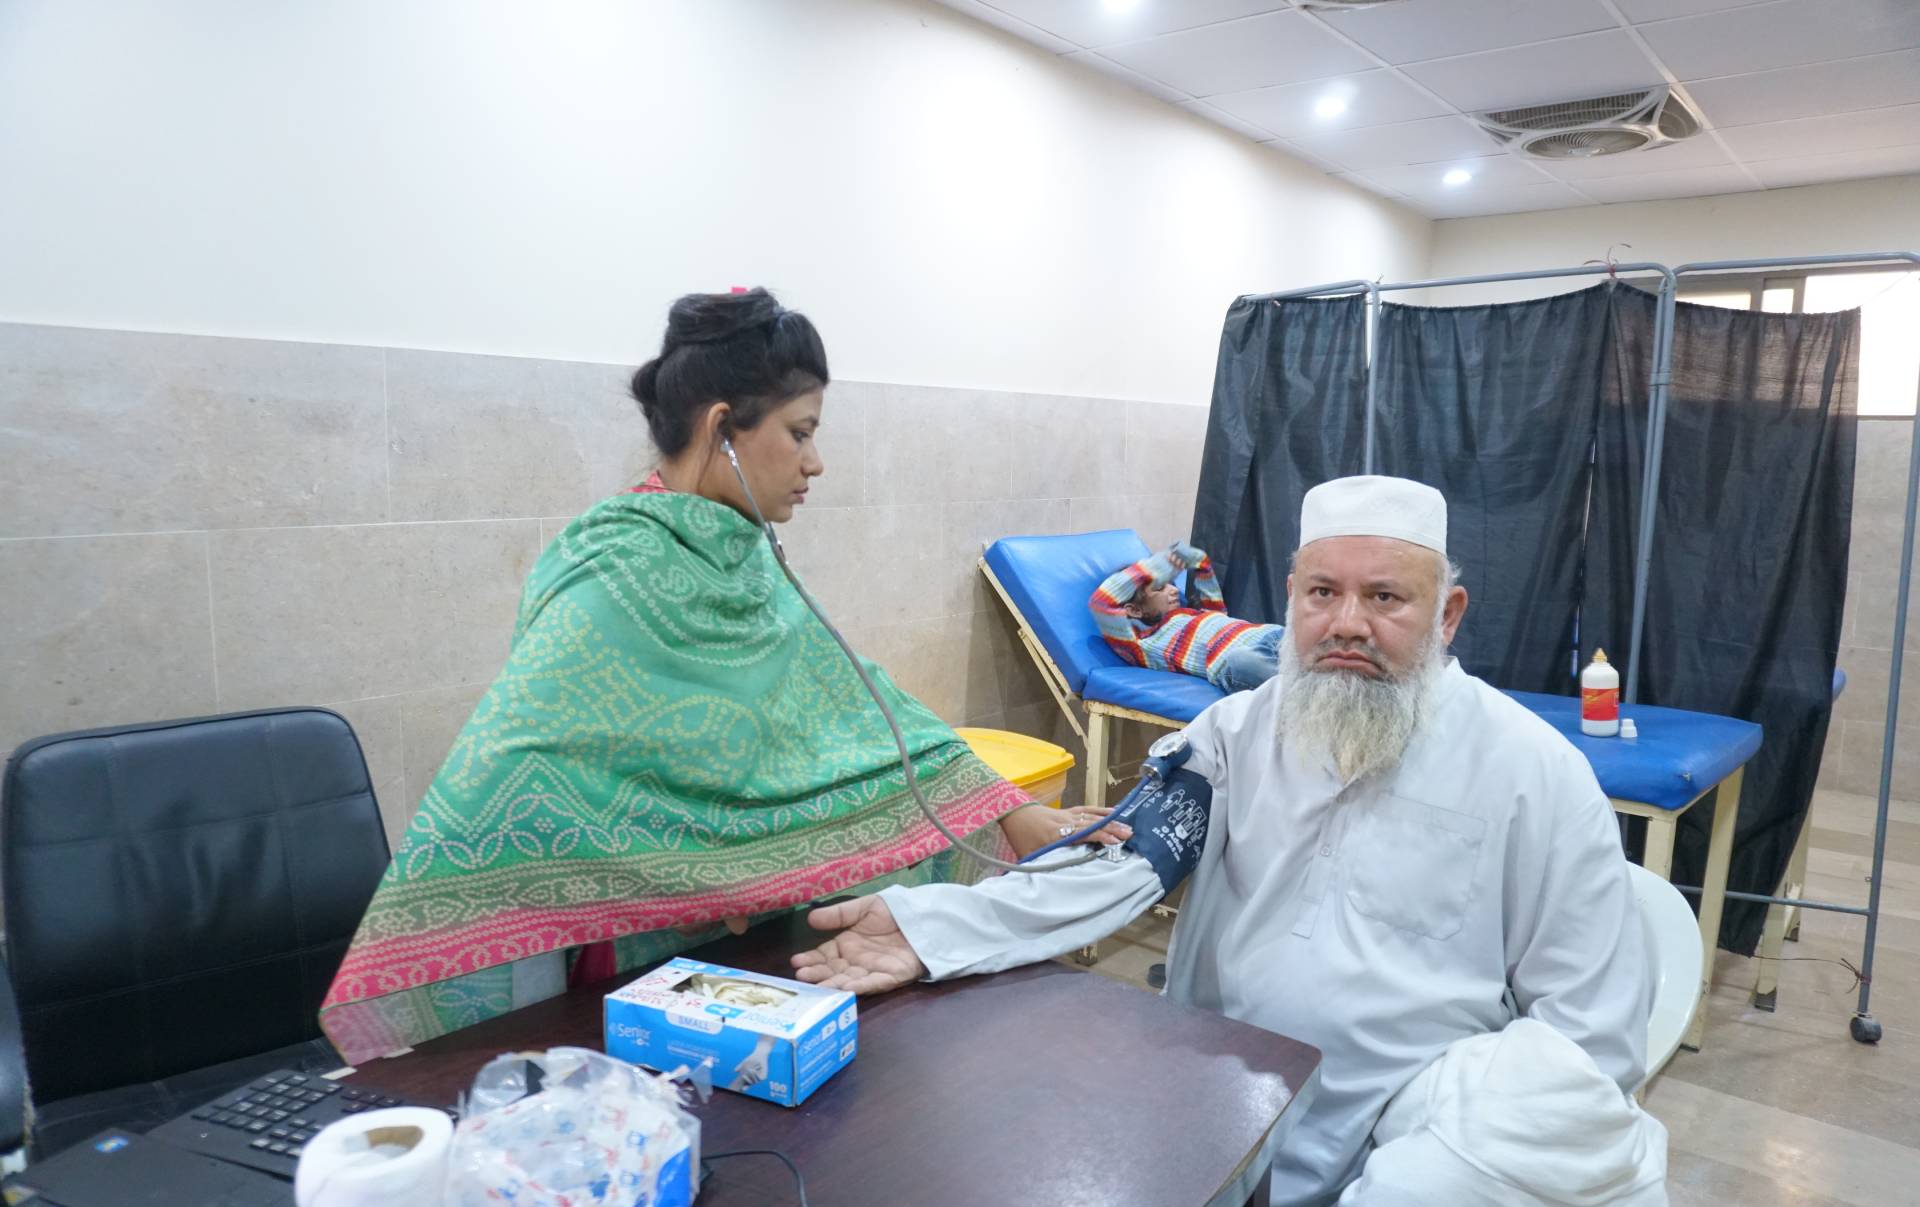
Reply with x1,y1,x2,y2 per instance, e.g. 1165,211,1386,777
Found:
1372,286,1614,693
1190,295,1368,623
1586,288,1858,953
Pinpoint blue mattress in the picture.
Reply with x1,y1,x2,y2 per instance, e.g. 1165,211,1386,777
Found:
983,531,1227,722
1504,691,1762,812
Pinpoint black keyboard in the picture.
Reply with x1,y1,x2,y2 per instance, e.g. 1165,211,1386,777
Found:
149,1069,456,1180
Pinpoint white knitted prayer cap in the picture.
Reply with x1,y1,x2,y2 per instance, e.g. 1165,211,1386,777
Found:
1298,475,1447,557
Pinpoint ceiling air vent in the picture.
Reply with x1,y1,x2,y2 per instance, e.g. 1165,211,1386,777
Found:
1474,87,1703,160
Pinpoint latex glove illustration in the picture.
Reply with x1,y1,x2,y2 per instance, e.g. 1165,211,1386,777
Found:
729,1034,778,1091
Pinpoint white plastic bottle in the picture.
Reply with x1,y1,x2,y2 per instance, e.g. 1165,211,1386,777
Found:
1581,649,1620,737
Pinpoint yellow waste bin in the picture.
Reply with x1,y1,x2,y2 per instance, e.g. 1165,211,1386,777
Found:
955,727,1075,809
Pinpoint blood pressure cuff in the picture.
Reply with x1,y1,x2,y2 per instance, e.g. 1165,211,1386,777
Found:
1115,765,1214,894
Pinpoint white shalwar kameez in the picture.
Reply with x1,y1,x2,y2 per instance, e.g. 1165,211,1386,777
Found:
879,660,1661,1205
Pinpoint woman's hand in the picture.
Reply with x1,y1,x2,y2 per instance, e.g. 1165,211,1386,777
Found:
997,803,1132,860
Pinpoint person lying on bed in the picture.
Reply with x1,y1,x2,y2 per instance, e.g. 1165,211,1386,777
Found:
317,288,1126,1065
1089,542,1285,693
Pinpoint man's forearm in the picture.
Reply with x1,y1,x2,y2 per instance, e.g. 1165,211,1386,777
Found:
880,851,1165,980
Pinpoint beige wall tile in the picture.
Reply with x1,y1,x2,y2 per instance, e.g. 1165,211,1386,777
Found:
324,695,407,847
399,681,494,829
780,505,864,624
1000,394,1126,502
809,380,875,509
1832,644,1892,725
1852,418,1913,512
943,498,1072,615
0,533,216,750
860,504,956,627
973,605,1055,712
550,360,654,498
855,616,996,726
1067,496,1147,539
1124,400,1210,502
1066,494,1193,550
385,350,648,522
210,520,538,711
780,503,953,630
867,385,1013,506
325,695,403,791
0,324,386,538
1831,716,1920,801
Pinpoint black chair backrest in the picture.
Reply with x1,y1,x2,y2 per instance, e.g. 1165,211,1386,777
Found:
0,709,391,1103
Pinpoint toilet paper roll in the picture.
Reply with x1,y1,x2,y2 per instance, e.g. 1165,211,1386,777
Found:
293,1105,453,1207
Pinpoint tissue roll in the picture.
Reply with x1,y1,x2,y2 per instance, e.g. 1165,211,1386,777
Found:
294,1105,453,1207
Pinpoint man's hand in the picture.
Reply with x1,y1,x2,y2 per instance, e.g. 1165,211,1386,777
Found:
791,897,927,994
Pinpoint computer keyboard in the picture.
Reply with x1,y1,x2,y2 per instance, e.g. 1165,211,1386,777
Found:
149,1069,456,1180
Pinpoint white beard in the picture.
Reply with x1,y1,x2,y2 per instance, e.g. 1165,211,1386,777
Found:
1275,605,1445,786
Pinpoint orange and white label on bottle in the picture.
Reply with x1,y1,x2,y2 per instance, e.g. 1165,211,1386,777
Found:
1582,687,1619,722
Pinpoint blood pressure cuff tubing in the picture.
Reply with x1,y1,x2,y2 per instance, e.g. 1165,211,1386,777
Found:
1114,765,1213,894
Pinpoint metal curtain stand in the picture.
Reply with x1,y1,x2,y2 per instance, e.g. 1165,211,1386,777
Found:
1666,252,1920,1045
1257,252,1920,1044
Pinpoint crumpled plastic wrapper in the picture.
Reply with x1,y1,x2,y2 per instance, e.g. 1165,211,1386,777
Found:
445,1046,706,1207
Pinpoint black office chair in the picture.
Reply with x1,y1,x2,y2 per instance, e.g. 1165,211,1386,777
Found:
0,708,391,1157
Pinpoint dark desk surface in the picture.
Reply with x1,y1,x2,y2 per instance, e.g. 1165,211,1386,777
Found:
347,913,1321,1207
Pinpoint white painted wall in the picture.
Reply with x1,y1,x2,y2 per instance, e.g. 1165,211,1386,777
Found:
1426,175,1920,304
0,0,1430,405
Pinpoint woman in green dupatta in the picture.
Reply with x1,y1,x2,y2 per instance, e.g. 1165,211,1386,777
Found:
320,289,1127,1063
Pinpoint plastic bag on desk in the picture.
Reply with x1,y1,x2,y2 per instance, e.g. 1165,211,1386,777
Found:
445,1047,703,1207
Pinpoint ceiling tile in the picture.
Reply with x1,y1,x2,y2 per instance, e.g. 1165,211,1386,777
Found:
1208,70,1448,141
1268,139,1346,175
1290,115,1503,171
1531,133,1732,180
1097,10,1377,97
1746,143,1920,189
1311,0,1616,67
1356,155,1549,195
1575,163,1761,202
1414,180,1594,219
1399,30,1665,113
1683,50,1920,129
1177,99,1279,142
1718,103,1920,163
1613,0,1773,20
930,0,1079,53
1637,0,1920,82
974,0,1288,50
1330,171,1405,200
1061,50,1193,104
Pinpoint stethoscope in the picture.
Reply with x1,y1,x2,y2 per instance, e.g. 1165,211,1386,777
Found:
721,436,1113,874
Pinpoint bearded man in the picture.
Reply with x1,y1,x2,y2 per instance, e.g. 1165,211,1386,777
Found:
795,476,1669,1206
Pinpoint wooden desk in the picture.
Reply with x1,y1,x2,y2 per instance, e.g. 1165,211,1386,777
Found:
346,912,1322,1207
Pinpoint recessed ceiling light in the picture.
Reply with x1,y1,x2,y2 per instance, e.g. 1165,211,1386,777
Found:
1442,168,1473,186
1102,0,1142,13
1313,95,1349,120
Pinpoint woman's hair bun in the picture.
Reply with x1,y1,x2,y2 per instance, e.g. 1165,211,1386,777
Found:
628,287,829,459
663,288,784,347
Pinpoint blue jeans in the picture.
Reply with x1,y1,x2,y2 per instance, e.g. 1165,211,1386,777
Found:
1208,625,1285,693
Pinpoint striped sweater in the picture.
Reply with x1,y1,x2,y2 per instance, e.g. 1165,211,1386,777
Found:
1089,547,1272,680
